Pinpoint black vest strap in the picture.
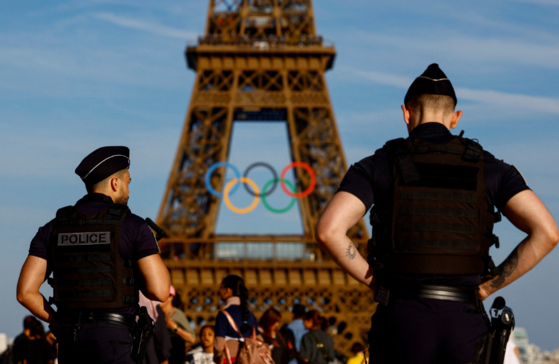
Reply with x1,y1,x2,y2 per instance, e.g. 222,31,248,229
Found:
385,139,421,184
55,219,123,226
398,238,476,251
123,296,136,304
59,266,111,275
399,206,476,218
122,277,135,285
399,223,475,234
57,254,111,263
58,278,113,287
58,290,114,299
413,144,465,155
56,206,73,219
400,190,476,203
462,138,483,162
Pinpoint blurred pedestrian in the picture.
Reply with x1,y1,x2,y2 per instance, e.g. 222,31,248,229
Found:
504,338,521,364
13,316,36,364
186,325,215,364
300,311,335,364
283,304,308,364
260,308,291,364
213,275,260,364
24,319,55,364
160,286,196,364
45,331,58,364
346,343,365,364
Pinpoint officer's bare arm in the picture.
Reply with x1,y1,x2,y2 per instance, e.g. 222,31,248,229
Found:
17,256,58,325
136,254,170,302
316,191,375,289
478,190,559,300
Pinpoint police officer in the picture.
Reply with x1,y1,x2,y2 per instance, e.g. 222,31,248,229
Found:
17,146,171,364
316,64,559,363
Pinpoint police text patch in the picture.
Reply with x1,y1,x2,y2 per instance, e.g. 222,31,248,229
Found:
58,232,111,246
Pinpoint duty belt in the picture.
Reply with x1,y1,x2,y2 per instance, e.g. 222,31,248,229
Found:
65,311,136,330
375,284,479,306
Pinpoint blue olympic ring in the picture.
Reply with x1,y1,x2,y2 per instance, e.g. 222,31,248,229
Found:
205,162,241,198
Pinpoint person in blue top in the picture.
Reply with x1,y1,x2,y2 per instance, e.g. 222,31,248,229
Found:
213,275,260,364
285,304,308,364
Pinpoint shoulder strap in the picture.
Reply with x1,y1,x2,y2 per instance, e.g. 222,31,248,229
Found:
55,206,73,219
221,310,243,337
223,339,234,364
107,204,130,221
461,137,483,163
384,138,420,184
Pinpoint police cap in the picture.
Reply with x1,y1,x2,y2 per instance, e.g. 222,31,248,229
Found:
404,63,457,106
75,146,130,186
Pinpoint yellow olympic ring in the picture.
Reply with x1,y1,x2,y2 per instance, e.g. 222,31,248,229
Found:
223,177,260,214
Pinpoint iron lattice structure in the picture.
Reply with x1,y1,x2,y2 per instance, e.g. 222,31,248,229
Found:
157,0,376,357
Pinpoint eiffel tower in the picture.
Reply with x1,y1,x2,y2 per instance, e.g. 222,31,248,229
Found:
157,0,375,356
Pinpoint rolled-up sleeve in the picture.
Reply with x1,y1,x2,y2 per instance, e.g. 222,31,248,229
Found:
338,155,376,211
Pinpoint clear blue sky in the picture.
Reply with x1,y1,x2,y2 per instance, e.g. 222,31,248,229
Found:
1,0,559,351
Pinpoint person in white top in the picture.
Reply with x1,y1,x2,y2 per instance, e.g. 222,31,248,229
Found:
187,326,215,364
504,339,521,364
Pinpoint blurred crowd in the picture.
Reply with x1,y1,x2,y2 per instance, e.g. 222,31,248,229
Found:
2,274,367,364
2,315,58,364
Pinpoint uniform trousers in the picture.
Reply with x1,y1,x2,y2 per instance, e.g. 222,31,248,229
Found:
368,298,487,364
55,322,134,364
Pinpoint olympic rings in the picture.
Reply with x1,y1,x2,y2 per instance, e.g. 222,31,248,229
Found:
205,162,241,198
204,161,316,214
280,162,316,198
223,177,260,214
261,178,297,214
243,162,278,197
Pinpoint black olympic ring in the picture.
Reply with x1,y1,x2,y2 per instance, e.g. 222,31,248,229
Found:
242,162,278,197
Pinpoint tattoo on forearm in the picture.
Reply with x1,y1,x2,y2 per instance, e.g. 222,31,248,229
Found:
345,242,357,260
490,248,519,289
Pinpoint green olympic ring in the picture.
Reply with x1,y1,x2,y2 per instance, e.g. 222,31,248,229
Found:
261,178,297,214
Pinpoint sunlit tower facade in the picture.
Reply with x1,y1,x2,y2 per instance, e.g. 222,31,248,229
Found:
156,0,375,355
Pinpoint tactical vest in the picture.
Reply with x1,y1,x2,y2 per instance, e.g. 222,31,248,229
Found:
48,196,138,310
367,136,501,276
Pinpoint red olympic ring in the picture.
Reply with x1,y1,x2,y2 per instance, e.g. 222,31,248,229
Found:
280,162,316,198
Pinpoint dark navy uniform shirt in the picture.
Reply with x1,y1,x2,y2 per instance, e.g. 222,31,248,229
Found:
215,305,259,339
338,122,530,287
28,193,160,314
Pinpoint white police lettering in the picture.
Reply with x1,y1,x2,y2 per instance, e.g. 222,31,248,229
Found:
58,232,111,246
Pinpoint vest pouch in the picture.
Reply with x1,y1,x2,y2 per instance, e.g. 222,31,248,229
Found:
393,186,481,256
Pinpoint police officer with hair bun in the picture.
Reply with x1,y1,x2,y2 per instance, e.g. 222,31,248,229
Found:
316,64,559,363
17,146,171,364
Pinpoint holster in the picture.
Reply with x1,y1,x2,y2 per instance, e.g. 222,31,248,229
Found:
470,296,515,364
130,306,155,363
470,299,492,364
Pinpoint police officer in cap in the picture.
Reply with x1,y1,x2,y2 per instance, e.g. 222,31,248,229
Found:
17,146,171,364
316,64,559,363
